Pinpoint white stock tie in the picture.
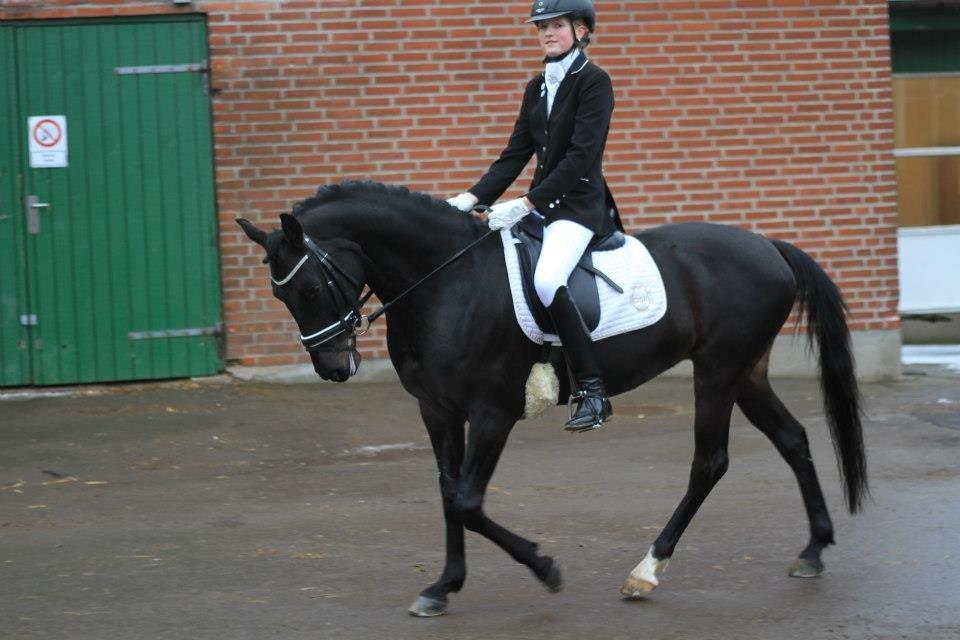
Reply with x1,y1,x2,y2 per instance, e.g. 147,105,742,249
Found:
545,62,564,117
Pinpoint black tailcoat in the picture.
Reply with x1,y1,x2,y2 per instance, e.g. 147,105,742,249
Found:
469,52,621,235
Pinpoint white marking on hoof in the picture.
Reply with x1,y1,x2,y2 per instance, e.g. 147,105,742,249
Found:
524,362,559,419
621,546,669,597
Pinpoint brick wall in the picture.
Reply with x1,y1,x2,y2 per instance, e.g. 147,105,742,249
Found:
2,1,899,368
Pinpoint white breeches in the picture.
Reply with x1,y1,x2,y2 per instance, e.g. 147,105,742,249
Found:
534,219,595,307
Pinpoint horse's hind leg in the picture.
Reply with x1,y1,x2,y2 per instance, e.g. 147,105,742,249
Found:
621,365,737,597
736,373,835,578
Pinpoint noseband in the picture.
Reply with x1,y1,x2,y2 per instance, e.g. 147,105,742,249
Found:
271,235,373,353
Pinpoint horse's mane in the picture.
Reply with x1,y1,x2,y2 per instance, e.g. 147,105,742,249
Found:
291,180,464,221
262,181,480,264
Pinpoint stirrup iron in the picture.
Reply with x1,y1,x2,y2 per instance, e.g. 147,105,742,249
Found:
565,390,609,433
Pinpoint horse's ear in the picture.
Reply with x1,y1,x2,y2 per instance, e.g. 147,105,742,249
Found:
280,214,305,249
236,218,268,248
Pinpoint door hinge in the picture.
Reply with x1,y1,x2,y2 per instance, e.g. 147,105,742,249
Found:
20,314,38,327
114,61,207,75
128,322,222,341
114,61,210,94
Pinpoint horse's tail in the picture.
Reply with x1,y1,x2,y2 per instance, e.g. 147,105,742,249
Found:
770,238,868,514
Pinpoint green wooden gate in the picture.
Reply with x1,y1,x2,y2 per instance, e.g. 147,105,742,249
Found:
0,16,223,386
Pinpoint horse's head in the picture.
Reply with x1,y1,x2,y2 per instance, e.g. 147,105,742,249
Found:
237,214,367,382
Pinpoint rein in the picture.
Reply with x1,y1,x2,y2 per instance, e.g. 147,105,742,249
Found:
365,227,498,324
275,224,497,353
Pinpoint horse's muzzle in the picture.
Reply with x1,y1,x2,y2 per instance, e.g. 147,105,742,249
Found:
311,348,361,383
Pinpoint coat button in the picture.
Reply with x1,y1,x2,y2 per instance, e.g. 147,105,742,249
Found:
542,146,547,151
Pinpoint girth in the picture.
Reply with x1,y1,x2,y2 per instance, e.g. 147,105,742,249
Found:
510,216,624,335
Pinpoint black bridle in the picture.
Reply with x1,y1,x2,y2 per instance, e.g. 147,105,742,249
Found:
272,226,497,355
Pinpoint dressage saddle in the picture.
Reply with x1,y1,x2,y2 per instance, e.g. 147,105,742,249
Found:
510,214,624,335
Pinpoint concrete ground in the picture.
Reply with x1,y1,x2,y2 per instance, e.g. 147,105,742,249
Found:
1,368,959,640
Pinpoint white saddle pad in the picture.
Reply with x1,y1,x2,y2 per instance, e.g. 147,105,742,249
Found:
500,229,668,345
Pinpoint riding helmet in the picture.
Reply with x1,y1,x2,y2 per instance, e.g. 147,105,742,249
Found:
526,0,596,32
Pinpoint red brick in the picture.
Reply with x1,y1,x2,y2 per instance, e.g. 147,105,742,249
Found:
2,0,899,364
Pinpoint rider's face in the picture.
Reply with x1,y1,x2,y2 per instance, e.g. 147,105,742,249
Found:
537,17,583,58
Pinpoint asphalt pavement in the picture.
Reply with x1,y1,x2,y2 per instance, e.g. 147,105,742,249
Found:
1,368,959,640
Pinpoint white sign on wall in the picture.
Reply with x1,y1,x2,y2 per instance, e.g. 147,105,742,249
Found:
28,115,68,168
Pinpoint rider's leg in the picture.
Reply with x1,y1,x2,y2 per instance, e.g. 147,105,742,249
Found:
533,220,592,307
534,220,612,431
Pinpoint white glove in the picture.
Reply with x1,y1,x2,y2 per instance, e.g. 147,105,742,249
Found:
446,192,479,213
487,198,531,231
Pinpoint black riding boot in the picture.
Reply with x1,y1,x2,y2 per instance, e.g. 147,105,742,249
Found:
547,287,613,432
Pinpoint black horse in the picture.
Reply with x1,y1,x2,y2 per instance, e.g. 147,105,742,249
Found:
237,181,867,617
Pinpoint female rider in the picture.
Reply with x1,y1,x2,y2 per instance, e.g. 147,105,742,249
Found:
447,0,621,432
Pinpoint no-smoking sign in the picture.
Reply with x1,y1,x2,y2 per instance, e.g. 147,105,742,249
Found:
34,119,63,147
28,115,68,168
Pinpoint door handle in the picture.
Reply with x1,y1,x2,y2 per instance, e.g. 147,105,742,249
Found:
25,195,50,234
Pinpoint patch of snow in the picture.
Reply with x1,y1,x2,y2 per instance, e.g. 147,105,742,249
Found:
902,345,960,373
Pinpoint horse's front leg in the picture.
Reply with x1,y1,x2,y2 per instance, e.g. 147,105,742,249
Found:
455,407,562,593
409,401,466,617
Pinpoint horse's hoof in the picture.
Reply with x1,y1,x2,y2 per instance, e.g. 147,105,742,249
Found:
542,561,563,593
620,573,657,598
530,557,563,593
408,595,448,617
788,557,824,578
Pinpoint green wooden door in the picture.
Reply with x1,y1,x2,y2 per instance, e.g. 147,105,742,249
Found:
0,16,223,385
